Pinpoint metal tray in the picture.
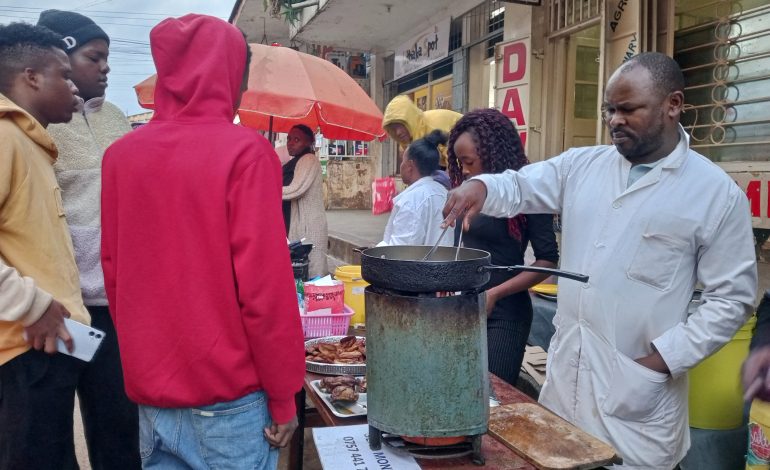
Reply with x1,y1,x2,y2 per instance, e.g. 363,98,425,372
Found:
310,380,367,418
305,336,366,375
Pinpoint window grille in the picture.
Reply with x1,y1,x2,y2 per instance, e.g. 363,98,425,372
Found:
675,1,770,162
548,0,602,36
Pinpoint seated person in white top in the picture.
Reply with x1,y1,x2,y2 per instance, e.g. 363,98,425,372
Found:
378,130,454,247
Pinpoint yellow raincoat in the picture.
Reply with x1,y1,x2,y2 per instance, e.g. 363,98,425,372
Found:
382,95,462,168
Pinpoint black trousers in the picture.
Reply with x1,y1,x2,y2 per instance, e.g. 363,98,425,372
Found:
0,349,84,470
77,306,140,470
487,304,534,387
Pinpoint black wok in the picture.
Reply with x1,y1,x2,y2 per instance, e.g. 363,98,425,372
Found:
360,245,588,293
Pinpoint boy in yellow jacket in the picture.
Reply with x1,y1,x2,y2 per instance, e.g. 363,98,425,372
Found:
0,22,88,469
382,94,462,169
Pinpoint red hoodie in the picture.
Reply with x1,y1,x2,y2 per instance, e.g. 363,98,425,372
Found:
101,15,304,423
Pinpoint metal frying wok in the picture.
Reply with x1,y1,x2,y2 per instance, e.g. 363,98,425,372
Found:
360,245,588,293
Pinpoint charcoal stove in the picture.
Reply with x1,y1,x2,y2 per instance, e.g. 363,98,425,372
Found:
365,285,488,466
381,434,483,462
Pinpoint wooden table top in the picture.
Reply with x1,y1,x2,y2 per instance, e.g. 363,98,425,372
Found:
303,371,536,469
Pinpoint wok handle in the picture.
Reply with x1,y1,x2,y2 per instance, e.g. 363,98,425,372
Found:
481,265,589,283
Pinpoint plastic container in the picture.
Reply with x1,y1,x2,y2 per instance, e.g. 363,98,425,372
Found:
301,304,354,338
304,280,345,313
747,399,770,469
334,265,369,327
688,314,756,430
292,260,309,282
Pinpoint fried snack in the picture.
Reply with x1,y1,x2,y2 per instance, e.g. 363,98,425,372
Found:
305,337,366,364
339,335,357,349
319,375,358,392
338,351,362,359
356,376,367,393
331,385,359,403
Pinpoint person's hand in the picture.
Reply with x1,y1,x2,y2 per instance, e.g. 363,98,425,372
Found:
743,346,770,402
635,350,670,375
23,300,73,354
485,287,499,316
442,180,488,231
264,416,298,448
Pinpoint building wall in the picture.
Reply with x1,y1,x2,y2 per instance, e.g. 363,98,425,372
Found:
323,159,372,210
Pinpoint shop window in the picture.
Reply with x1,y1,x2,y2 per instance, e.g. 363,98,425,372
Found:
489,5,505,33
431,79,454,110
487,34,504,59
450,16,463,51
320,140,369,158
397,71,430,94
432,57,454,81
573,44,599,119
675,1,770,162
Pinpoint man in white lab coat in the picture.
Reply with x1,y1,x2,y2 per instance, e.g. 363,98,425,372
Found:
443,52,757,469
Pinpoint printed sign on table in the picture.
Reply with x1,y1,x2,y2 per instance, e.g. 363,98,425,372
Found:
312,424,421,470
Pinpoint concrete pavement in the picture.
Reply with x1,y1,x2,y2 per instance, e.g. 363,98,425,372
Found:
325,209,389,270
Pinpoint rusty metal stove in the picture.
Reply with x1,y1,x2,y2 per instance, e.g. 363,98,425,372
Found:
365,285,488,465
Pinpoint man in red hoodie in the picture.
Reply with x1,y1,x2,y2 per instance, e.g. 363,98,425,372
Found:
100,14,305,468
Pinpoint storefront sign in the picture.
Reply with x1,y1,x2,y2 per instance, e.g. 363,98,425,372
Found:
728,166,770,229
605,0,641,71
394,18,450,80
495,38,531,148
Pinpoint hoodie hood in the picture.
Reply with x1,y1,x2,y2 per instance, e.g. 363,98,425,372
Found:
149,14,246,123
0,94,57,160
382,95,429,145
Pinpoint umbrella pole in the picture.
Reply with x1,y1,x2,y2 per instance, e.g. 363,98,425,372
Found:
268,115,273,143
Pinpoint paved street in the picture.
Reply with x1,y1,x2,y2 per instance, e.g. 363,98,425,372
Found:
327,209,389,248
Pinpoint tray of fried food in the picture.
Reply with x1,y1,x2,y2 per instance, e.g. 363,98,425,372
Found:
318,375,367,404
305,335,367,375
310,374,368,418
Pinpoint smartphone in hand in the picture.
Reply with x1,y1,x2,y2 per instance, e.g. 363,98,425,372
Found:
58,317,106,362
24,317,106,362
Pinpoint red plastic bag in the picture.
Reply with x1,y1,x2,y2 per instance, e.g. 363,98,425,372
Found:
372,177,396,215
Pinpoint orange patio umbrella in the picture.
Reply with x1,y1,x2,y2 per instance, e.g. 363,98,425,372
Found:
134,43,386,141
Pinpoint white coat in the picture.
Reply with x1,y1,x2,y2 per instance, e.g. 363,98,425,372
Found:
474,127,757,469
378,176,452,247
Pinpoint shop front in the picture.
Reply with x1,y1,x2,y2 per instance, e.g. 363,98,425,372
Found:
382,0,505,177
498,0,770,231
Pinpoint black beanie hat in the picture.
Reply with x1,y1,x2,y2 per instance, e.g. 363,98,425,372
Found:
37,10,110,53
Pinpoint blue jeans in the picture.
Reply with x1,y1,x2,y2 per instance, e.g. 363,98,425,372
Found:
139,391,279,469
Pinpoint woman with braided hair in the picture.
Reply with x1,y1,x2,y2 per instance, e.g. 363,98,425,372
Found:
447,108,559,386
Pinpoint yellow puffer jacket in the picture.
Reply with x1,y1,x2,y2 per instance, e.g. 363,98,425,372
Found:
382,95,462,168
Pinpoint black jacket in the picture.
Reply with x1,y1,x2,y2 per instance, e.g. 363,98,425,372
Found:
752,290,770,350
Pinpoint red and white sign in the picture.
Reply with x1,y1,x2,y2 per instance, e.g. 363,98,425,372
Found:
723,162,770,229
495,38,531,149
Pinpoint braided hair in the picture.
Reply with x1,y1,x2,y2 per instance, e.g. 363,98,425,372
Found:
447,108,528,188
447,108,529,240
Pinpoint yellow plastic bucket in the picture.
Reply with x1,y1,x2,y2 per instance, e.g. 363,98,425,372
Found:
689,314,756,430
334,265,368,327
